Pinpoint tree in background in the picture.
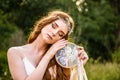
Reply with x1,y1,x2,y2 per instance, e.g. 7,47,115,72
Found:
73,0,120,61
0,0,119,61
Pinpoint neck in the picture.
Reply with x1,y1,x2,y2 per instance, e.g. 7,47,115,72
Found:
28,34,49,56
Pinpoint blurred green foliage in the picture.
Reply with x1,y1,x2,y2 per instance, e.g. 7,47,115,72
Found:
85,61,120,80
112,47,120,63
0,10,18,51
0,0,120,79
73,0,119,61
0,51,12,80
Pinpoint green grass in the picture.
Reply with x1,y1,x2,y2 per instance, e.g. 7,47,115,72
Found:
85,61,120,80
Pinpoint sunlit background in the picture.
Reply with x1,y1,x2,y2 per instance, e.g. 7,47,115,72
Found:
0,0,120,80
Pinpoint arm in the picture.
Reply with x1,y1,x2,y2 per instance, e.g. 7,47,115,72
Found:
7,47,52,80
30,39,67,80
7,39,67,80
7,47,29,80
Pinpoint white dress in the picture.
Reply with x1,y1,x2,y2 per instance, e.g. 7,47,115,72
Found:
23,57,35,75
22,57,56,79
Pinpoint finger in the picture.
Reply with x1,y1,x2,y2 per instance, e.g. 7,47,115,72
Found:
78,50,89,63
55,41,67,50
78,50,84,57
77,46,84,50
56,39,68,44
81,52,89,65
79,52,84,59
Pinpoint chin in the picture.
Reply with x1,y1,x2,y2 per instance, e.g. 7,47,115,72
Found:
46,40,55,45
42,36,54,44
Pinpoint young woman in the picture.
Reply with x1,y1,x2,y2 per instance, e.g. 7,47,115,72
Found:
7,10,88,80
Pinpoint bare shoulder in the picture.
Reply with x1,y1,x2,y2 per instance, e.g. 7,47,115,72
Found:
7,46,28,79
7,47,18,54
7,46,24,59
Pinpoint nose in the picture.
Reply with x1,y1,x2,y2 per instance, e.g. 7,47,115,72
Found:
52,29,58,36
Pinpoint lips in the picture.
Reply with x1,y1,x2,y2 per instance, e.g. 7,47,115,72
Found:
47,34,53,40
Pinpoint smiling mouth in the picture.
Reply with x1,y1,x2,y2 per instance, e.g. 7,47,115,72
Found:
47,34,53,40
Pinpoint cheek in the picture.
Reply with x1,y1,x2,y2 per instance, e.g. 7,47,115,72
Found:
41,27,50,33
54,38,61,43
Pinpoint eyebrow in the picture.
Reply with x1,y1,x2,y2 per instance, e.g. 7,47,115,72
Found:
54,22,66,35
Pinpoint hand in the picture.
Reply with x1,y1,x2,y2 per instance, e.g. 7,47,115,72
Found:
46,39,68,59
77,46,89,65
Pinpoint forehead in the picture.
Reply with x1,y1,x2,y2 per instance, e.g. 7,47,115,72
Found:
54,19,68,34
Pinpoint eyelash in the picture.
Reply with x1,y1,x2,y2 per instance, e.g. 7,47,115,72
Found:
51,23,64,37
58,32,64,37
52,23,56,29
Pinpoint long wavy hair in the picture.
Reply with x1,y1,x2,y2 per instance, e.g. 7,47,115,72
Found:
28,10,74,80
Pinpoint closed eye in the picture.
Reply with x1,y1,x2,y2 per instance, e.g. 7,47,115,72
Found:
52,22,66,38
58,31,65,37
52,23,57,29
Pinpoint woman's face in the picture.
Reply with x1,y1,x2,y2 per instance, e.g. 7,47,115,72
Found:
41,19,68,44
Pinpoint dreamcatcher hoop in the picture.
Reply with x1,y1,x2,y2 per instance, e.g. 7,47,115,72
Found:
55,42,88,80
